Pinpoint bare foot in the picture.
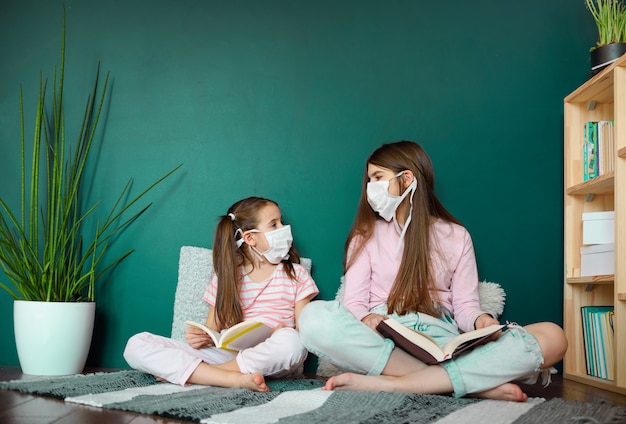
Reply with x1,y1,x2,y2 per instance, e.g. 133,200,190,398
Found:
323,373,389,392
323,370,454,395
325,373,528,402
240,372,270,392
472,383,528,402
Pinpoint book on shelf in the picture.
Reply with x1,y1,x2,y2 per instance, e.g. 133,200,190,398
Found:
376,317,507,365
185,320,273,352
604,309,615,380
580,306,614,380
583,120,614,181
597,120,614,176
584,121,597,181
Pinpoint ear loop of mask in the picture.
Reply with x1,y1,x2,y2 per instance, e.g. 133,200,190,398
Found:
230,213,246,248
250,246,266,262
235,228,245,248
237,229,265,261
395,176,417,253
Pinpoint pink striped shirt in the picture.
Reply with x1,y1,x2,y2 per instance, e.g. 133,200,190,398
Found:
203,263,319,328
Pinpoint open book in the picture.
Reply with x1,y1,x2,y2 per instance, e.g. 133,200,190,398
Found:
185,320,273,352
377,317,507,365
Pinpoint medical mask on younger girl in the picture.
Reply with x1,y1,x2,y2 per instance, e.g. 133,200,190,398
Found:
250,225,293,264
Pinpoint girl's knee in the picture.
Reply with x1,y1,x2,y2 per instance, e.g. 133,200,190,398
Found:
123,332,152,364
299,300,340,341
239,328,308,375
123,332,147,367
526,322,568,366
545,323,568,364
274,327,308,362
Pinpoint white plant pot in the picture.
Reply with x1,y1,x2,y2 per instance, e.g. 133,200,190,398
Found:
14,300,95,375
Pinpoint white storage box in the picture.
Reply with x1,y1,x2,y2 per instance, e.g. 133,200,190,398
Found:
580,243,615,276
582,211,615,245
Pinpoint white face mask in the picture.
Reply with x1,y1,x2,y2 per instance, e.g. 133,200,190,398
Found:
367,171,417,252
366,171,416,221
250,225,293,264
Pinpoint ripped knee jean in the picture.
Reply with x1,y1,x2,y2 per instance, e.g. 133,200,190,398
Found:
441,324,545,398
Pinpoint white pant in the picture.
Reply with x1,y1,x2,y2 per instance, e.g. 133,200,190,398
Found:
123,327,308,386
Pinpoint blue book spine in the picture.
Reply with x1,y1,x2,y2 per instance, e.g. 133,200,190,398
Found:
583,122,589,181
589,122,599,180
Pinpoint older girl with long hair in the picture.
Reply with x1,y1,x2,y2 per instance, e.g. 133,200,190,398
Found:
299,141,567,401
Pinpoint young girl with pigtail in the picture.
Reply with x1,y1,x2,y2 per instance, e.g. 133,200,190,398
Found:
124,196,319,392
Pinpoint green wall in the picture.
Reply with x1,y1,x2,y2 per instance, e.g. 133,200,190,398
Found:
0,0,597,368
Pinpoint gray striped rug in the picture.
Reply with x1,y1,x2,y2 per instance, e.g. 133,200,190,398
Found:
1,370,624,423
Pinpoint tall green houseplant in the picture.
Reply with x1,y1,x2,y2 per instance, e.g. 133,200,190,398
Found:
0,9,180,303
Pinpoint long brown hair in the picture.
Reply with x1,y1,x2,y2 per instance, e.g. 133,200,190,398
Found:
212,196,300,328
344,141,461,317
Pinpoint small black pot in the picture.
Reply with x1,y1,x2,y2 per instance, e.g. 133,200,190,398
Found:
590,43,626,73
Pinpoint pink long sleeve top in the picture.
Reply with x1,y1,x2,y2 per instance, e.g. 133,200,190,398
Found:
342,219,486,333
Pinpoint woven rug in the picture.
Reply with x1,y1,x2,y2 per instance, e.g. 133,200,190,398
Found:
2,370,625,423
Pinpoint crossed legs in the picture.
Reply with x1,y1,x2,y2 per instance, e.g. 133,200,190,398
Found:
323,322,567,402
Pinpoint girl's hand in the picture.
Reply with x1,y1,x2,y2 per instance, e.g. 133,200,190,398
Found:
362,313,386,331
474,313,499,329
272,323,288,333
185,326,213,349
474,313,502,341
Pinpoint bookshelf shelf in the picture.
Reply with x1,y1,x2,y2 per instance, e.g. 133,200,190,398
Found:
563,54,626,394
566,172,614,195
566,275,614,285
565,373,626,395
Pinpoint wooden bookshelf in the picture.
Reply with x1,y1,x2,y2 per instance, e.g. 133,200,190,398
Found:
563,54,626,395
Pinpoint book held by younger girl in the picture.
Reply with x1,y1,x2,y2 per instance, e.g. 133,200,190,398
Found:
185,320,273,351
377,318,507,365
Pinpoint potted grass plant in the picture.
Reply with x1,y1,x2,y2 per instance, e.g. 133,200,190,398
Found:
0,9,180,375
586,0,626,72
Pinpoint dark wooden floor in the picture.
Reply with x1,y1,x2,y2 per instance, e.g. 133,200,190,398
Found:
1,366,625,424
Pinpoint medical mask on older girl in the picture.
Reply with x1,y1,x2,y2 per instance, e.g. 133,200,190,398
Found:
246,225,293,264
367,171,417,250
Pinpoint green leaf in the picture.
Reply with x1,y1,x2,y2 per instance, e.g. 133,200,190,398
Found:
0,6,181,302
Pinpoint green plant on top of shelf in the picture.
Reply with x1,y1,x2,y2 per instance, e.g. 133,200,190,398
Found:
586,0,626,49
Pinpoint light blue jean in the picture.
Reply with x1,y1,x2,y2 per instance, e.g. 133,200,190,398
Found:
299,300,544,397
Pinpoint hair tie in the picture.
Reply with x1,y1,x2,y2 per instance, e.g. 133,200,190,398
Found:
228,213,236,222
